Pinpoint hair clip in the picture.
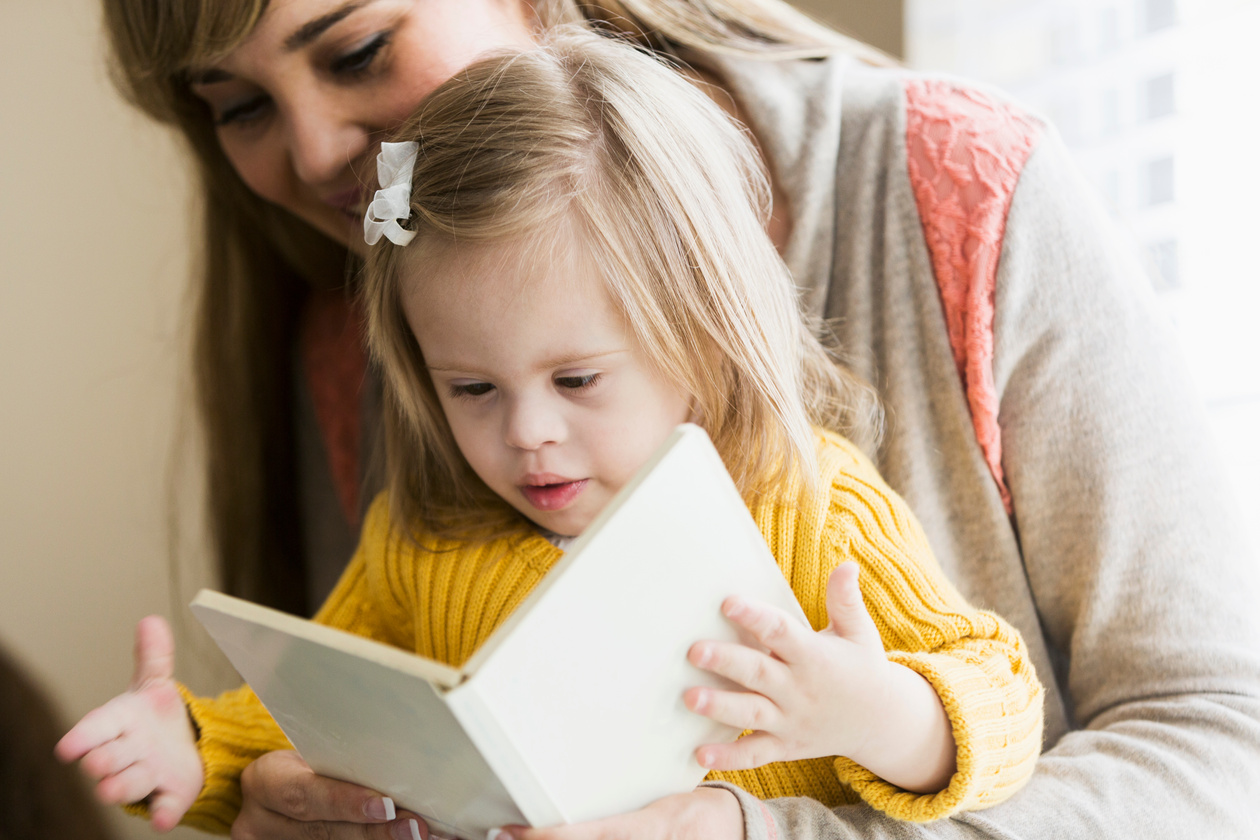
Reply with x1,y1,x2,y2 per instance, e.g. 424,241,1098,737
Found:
363,141,419,246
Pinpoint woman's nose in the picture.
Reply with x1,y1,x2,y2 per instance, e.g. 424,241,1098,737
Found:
286,100,370,187
504,395,566,452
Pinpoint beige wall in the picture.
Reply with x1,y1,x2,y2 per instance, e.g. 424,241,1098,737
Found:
796,0,904,58
0,2,230,838
0,1,901,838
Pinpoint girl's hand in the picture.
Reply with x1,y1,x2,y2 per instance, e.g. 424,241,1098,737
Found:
492,786,742,840
55,615,204,830
685,563,956,793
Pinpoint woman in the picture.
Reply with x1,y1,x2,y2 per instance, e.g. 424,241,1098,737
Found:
99,1,1260,839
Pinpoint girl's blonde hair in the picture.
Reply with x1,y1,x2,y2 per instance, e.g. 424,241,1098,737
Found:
101,0,891,609
363,29,880,539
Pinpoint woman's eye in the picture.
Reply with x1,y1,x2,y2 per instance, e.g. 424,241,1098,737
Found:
556,374,600,391
331,32,390,77
451,382,495,399
214,94,272,128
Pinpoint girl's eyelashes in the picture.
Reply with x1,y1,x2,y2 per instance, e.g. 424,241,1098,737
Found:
449,382,495,399
555,373,601,391
447,373,601,399
330,31,392,78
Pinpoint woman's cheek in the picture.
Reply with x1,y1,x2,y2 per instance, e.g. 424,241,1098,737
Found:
219,132,290,208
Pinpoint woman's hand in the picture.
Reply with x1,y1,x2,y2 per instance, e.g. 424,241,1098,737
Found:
233,750,429,840
55,615,203,831
685,562,957,793
493,786,743,840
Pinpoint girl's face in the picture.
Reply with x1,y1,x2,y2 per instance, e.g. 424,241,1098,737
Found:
402,235,693,537
188,0,538,256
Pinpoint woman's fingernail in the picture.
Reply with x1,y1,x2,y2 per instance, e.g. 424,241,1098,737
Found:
487,829,511,840
365,796,395,820
391,819,423,840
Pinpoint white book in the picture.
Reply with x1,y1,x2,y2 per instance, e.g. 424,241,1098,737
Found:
191,423,808,840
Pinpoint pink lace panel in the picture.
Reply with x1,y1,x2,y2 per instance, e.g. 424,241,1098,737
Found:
300,289,368,527
904,79,1042,513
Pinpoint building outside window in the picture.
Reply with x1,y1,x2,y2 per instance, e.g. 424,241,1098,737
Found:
907,0,1260,549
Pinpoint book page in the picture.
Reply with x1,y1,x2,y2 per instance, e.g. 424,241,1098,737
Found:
191,592,526,840
462,425,808,825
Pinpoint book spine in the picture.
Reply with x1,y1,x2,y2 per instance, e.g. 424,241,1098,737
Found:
446,684,567,828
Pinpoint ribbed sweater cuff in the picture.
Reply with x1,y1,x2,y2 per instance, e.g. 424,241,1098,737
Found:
178,683,294,833
831,649,1042,821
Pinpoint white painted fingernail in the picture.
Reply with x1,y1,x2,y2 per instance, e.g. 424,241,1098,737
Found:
366,796,395,820
487,829,509,840
410,818,423,840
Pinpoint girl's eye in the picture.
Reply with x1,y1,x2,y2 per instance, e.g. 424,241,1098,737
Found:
556,374,600,391
450,382,495,399
214,94,272,128
330,32,391,77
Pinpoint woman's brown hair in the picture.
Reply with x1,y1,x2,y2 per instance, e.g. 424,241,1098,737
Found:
99,0,890,612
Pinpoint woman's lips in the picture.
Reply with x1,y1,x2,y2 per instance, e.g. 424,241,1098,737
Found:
520,479,588,512
324,187,367,222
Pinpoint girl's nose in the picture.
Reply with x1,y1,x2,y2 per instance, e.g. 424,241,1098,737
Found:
286,100,370,187
504,395,565,452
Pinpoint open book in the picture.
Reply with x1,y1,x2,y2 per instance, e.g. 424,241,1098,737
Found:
191,424,808,840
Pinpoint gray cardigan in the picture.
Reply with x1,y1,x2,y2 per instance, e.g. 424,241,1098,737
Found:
704,52,1260,839
295,50,1260,839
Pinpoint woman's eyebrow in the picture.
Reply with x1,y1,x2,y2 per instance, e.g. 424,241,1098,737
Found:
187,0,381,84
285,0,376,52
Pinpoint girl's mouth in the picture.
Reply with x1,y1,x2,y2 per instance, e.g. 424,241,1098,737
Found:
520,479,588,512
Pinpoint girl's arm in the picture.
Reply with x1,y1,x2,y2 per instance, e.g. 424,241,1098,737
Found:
62,494,422,836
691,435,1043,822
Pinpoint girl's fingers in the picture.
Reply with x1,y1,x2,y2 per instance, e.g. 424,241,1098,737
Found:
94,760,156,806
79,735,141,780
55,697,134,761
719,597,812,663
131,615,176,689
148,789,195,833
824,563,881,647
684,684,781,733
688,638,788,694
695,731,786,771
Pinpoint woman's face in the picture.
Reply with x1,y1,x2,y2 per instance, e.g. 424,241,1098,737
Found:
188,0,538,255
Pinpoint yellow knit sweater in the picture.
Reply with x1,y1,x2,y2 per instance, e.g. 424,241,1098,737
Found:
178,431,1043,832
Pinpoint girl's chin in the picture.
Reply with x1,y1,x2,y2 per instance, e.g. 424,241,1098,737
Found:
523,509,592,542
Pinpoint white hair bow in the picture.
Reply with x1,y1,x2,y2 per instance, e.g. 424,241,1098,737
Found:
363,141,419,246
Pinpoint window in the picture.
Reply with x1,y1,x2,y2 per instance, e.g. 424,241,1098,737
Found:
1144,0,1177,33
1146,156,1175,205
1101,88,1122,135
1102,169,1122,212
1144,73,1176,120
1052,22,1079,65
1098,7,1120,53
1148,238,1179,290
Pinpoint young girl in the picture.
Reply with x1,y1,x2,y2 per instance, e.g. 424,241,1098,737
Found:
59,29,1042,836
